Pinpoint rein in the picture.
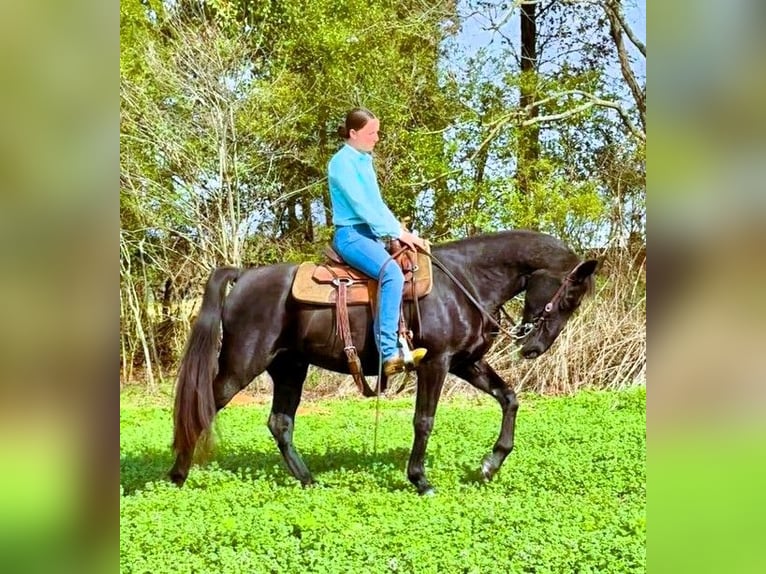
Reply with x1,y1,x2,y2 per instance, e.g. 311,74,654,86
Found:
368,243,572,453
421,251,522,340
383,241,516,341
420,248,576,342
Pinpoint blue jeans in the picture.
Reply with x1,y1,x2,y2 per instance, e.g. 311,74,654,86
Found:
333,224,403,361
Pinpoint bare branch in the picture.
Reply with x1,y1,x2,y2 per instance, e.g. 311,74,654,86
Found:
578,93,645,142
604,2,645,131
521,101,596,126
479,89,645,142
405,168,461,188
605,1,646,57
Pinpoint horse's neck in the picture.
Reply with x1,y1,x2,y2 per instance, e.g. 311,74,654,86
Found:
464,258,524,310
435,234,576,310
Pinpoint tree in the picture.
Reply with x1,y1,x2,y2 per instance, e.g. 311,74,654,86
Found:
431,0,644,246
119,0,461,382
120,0,645,385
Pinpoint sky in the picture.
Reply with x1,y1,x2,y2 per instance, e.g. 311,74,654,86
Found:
447,0,646,93
422,0,646,244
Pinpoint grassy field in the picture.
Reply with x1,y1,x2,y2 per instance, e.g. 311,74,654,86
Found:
120,387,645,573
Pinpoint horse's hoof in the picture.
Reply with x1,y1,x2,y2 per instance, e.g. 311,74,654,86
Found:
420,487,436,497
481,459,496,481
169,474,186,488
169,472,187,487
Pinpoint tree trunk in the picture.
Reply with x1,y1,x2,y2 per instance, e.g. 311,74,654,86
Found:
286,197,299,235
161,278,173,320
319,110,333,226
517,1,540,196
301,193,314,242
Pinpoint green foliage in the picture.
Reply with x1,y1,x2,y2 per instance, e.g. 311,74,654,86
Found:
121,388,645,572
120,0,459,245
119,0,645,382
508,158,606,249
120,0,164,80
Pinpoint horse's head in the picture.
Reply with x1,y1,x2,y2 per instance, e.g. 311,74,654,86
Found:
514,259,598,359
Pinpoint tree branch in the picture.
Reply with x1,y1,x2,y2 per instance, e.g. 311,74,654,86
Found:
604,1,645,132
520,101,595,125
605,1,646,57
480,89,645,142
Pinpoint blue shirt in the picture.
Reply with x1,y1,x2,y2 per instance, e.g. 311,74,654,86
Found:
327,144,401,238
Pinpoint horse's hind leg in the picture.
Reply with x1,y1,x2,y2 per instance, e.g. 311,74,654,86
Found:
266,353,313,486
169,366,250,486
451,359,518,480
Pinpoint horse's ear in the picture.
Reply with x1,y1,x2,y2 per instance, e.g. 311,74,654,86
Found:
569,259,598,283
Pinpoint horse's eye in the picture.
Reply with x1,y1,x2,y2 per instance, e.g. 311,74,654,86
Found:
560,295,579,312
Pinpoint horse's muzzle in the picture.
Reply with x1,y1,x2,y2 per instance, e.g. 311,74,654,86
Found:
520,339,546,359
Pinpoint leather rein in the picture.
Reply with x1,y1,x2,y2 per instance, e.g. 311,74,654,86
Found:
409,247,574,342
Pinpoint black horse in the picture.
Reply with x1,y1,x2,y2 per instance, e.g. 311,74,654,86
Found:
170,230,597,495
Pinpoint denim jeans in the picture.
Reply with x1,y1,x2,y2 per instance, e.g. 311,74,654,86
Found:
333,224,404,361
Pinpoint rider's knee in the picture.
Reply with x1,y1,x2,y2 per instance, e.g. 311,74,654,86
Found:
380,262,404,287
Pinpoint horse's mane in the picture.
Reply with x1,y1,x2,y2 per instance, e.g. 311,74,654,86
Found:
433,229,577,266
433,229,570,253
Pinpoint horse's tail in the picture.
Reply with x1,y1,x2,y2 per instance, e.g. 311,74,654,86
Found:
172,266,241,459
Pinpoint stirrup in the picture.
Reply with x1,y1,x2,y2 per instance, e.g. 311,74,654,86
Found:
398,334,427,368
383,350,427,377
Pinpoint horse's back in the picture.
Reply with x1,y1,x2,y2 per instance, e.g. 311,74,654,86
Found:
222,263,298,326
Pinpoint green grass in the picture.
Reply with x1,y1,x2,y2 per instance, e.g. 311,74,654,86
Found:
121,387,645,573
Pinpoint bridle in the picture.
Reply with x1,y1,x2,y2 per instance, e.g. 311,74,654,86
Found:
424,249,577,343
510,273,576,341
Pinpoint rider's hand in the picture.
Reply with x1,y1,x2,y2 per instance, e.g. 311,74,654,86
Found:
398,230,425,252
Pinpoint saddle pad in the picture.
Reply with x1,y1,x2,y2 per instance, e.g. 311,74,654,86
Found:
291,251,433,306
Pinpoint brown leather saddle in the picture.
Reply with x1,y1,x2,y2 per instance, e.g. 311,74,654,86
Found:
291,240,433,395
292,243,432,305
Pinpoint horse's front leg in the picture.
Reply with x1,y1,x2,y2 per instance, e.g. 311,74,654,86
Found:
407,358,448,495
451,359,519,480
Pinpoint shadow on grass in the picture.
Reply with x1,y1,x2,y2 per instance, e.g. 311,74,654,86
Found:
120,445,413,495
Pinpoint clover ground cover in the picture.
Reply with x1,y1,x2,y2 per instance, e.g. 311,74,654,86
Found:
121,388,645,573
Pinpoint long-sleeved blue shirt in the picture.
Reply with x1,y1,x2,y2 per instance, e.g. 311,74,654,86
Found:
327,144,401,238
